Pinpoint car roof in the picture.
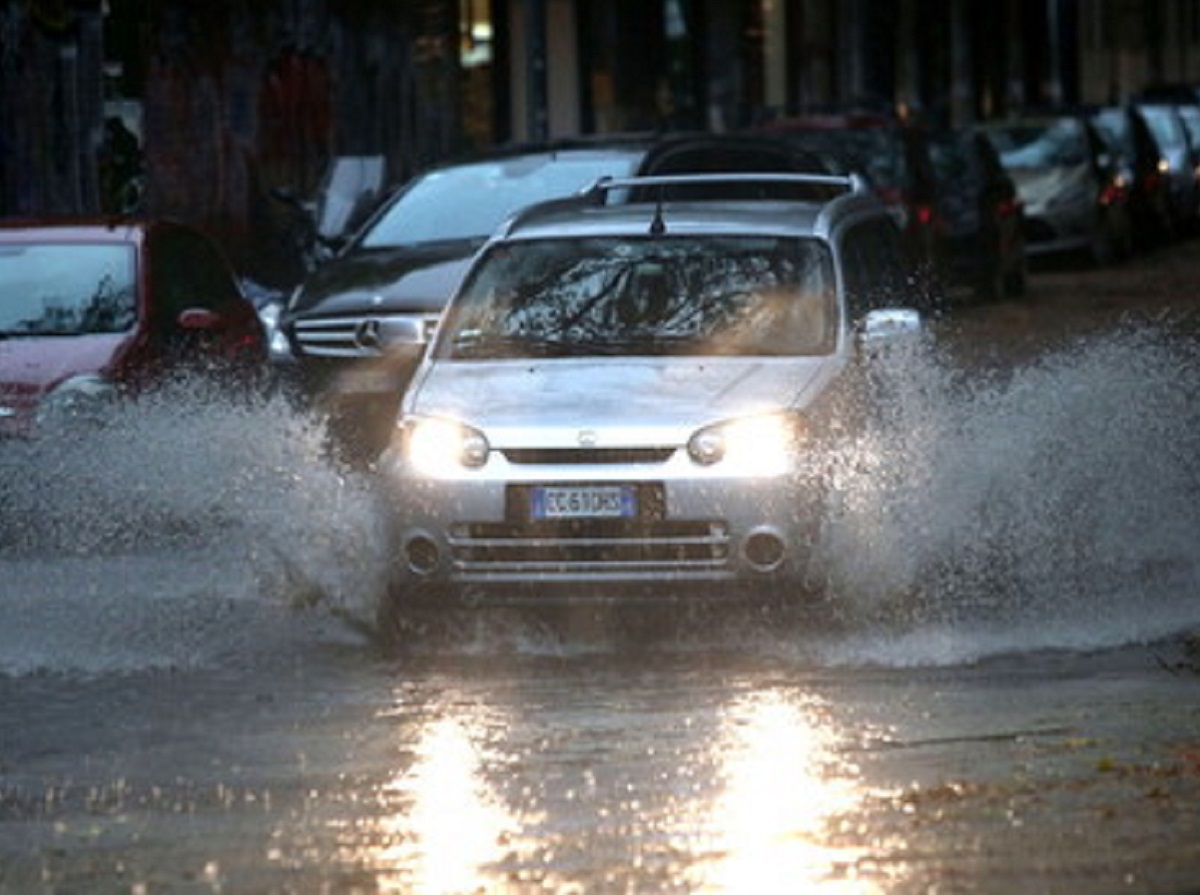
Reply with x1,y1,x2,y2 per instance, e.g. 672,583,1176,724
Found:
0,217,183,245
497,172,881,243
415,133,660,175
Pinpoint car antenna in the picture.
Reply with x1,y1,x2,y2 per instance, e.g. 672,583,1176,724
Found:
649,185,666,235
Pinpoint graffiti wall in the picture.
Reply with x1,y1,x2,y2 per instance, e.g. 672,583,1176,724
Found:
0,1,105,217
0,0,461,287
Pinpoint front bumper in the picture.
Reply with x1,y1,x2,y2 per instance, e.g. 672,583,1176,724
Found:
379,452,825,603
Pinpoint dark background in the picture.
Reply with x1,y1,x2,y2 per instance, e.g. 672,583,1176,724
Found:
0,0,1188,285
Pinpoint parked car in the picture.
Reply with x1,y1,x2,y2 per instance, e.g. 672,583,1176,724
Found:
983,113,1132,264
275,136,658,462
1134,102,1200,233
1089,104,1176,246
928,126,1027,299
755,110,942,274
375,170,927,620
0,219,267,438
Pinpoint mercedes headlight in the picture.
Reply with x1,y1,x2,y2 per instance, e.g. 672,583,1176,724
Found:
402,416,490,476
687,413,805,475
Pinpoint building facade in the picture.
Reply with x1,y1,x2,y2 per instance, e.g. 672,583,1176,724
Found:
3,0,1199,284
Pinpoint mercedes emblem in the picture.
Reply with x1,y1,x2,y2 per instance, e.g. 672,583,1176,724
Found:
354,318,383,350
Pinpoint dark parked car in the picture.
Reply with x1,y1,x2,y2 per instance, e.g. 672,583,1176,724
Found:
983,114,1132,264
1089,104,1176,246
0,219,267,438
1134,102,1200,233
276,137,658,461
929,127,1027,299
756,111,942,273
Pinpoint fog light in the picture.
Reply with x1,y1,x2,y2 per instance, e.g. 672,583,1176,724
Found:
743,530,786,572
405,535,441,575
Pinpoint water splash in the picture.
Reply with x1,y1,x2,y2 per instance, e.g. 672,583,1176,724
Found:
808,321,1200,664
0,376,388,675
2,324,1197,674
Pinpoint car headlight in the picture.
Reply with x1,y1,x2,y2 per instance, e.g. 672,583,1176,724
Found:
35,374,119,430
687,413,805,475
402,416,490,476
256,300,295,362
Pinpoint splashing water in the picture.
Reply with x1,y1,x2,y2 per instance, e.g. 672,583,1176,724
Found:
0,376,389,675
1,324,1197,675
807,321,1200,664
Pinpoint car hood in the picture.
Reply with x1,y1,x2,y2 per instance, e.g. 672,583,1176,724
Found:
1008,164,1092,209
0,334,125,397
287,243,480,317
407,357,843,443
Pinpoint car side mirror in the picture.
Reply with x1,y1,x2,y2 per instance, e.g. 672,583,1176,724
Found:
857,308,922,347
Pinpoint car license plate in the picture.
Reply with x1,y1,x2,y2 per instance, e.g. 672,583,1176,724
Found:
332,366,404,395
530,485,637,520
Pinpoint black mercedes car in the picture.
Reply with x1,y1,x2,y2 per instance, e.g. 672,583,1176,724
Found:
275,137,657,461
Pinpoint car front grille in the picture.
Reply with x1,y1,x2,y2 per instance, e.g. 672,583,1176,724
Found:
501,447,675,465
447,520,731,574
291,312,439,358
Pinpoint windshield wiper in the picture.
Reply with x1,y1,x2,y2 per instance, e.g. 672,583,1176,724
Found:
553,334,699,356
451,332,574,359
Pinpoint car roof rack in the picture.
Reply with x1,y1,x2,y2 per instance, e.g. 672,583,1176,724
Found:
501,171,868,236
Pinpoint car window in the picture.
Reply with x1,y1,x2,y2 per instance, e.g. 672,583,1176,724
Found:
1091,109,1134,158
987,119,1088,168
438,235,837,359
1138,106,1187,151
0,243,137,336
359,151,645,249
1177,106,1200,147
929,134,985,231
840,219,914,318
150,230,242,319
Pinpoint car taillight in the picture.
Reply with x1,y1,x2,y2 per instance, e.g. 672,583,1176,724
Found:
1099,181,1124,206
915,203,935,227
996,197,1020,217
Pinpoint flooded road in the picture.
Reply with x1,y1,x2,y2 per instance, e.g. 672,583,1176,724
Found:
2,242,1200,893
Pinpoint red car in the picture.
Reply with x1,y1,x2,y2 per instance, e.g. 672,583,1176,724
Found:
0,219,266,437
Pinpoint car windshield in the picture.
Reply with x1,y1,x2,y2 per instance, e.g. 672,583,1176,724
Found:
1091,109,1133,156
929,134,985,229
358,150,645,249
929,133,981,185
438,235,837,360
1139,106,1187,150
988,119,1088,168
0,243,136,336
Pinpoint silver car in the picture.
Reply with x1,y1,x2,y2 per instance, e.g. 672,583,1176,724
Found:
377,172,925,612
983,115,1134,263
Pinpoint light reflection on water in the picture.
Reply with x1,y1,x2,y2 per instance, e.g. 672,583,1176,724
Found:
372,710,521,894
689,690,874,894
353,683,883,893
